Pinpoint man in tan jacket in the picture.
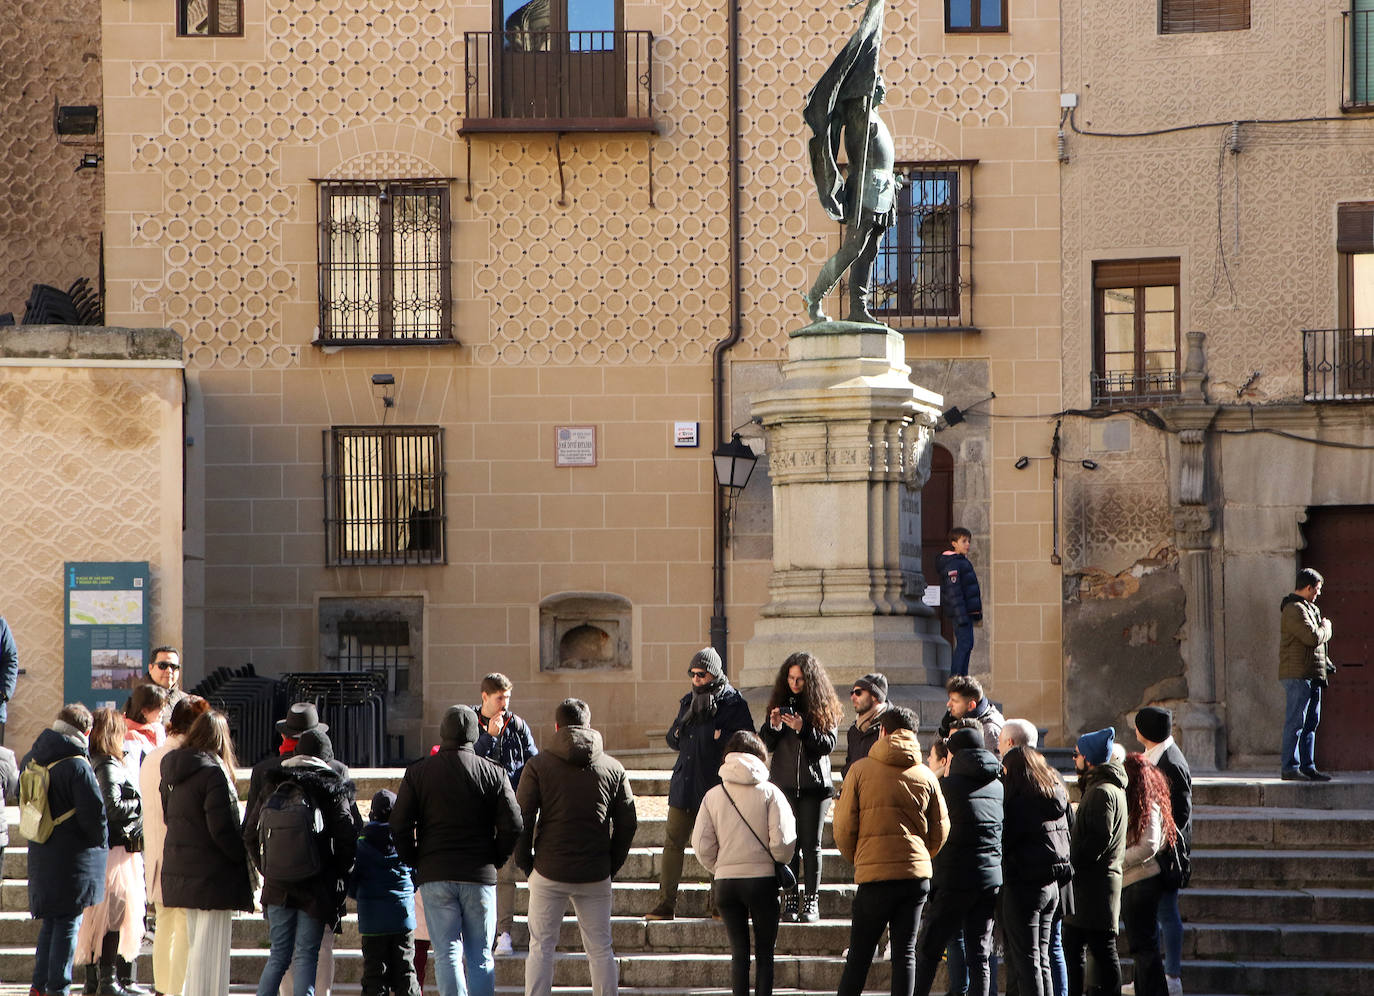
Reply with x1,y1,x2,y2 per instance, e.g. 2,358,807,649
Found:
833,705,950,996
1279,567,1335,781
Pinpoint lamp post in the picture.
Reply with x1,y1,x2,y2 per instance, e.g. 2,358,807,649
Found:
709,431,759,670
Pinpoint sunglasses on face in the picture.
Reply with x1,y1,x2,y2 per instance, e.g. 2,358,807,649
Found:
155,662,181,671
689,669,709,678
850,689,865,696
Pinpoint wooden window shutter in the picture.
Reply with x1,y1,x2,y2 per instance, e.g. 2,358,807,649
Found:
1094,258,1181,289
1161,0,1250,34
1337,203,1374,254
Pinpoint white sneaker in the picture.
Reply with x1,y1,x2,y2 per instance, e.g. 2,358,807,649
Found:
494,931,514,956
1166,975,1183,996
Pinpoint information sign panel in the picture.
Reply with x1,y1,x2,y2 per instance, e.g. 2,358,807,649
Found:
64,561,150,710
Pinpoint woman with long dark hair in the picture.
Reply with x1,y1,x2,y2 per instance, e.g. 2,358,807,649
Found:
73,707,145,996
1000,746,1072,996
760,651,842,923
1120,752,1177,996
692,730,797,996
161,710,255,996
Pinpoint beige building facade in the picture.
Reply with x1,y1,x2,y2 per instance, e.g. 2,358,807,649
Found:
0,0,1068,754
1059,0,1374,769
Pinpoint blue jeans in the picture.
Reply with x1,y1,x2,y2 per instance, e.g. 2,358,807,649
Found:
33,913,83,995
420,880,496,996
1281,677,1322,773
1156,888,1183,977
258,905,327,996
1049,915,1067,996
952,621,975,677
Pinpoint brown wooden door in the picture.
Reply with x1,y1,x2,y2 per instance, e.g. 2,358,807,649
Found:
1300,506,1374,770
921,444,954,647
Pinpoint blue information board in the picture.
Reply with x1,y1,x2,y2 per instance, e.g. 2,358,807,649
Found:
64,561,151,711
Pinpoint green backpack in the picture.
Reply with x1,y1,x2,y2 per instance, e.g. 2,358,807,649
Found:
19,756,78,844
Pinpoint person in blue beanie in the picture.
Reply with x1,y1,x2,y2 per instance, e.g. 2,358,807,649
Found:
1064,727,1127,996
349,789,421,996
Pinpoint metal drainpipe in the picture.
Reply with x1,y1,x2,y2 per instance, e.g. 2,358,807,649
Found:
709,0,744,672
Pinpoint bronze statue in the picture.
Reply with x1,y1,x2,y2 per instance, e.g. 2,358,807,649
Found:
802,0,899,326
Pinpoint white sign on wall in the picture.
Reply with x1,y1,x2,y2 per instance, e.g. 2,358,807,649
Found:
555,425,597,467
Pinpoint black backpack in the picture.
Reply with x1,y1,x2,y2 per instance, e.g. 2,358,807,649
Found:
258,778,324,882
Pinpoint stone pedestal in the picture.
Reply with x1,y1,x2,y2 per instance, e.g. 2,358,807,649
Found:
739,321,947,691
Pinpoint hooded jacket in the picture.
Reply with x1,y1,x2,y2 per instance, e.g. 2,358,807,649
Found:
390,741,522,886
1279,592,1332,682
22,727,108,918
833,729,949,883
160,746,255,912
666,679,755,810
1002,772,1071,889
348,818,417,935
934,742,1004,891
1066,757,1128,928
245,756,358,927
515,724,637,883
692,752,797,881
759,692,837,796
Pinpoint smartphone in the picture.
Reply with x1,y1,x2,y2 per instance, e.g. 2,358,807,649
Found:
780,706,796,716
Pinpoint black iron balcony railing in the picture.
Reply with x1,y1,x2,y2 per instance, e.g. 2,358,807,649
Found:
1343,7,1374,111
1304,327,1374,401
461,30,654,132
1091,370,1179,406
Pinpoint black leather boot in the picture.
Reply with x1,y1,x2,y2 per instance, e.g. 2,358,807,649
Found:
116,958,150,996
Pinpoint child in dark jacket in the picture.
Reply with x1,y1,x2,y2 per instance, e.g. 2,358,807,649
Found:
349,790,422,996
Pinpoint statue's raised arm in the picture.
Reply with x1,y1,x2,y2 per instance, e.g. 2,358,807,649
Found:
801,0,899,326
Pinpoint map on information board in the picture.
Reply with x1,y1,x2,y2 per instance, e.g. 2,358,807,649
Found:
69,590,144,626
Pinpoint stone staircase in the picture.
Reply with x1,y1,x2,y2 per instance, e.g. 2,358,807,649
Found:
0,766,1367,995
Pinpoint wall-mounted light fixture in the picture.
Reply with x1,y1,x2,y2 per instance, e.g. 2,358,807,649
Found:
1080,458,1099,471
371,373,396,409
1014,455,1030,470
75,153,102,173
712,431,759,542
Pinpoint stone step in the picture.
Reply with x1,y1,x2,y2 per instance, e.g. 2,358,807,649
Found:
1190,774,1374,812
1184,959,1374,996
1184,921,1374,962
1191,806,1374,848
1182,886,1374,925
1186,848,1374,888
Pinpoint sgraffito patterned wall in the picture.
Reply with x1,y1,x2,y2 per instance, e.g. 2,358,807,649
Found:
0,0,104,317
0,363,180,752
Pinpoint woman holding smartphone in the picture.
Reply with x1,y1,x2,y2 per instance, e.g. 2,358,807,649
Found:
760,651,842,923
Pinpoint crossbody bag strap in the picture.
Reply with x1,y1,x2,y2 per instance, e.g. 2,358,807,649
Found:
720,784,773,864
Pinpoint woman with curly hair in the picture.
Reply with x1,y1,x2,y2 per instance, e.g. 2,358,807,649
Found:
760,651,842,923
1120,752,1178,996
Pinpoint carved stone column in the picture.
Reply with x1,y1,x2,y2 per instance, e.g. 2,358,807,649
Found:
739,325,947,689
1168,332,1226,769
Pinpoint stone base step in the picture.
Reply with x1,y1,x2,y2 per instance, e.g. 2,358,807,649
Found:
1183,886,1374,924
1191,806,1374,848
1186,848,1374,888
1185,959,1374,996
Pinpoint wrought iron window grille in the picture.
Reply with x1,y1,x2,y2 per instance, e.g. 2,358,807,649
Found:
177,0,244,37
323,426,446,566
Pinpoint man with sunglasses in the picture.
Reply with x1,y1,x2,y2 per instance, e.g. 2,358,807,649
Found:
646,647,754,921
843,672,889,780
131,645,186,721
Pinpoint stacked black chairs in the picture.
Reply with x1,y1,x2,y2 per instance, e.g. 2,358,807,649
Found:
281,671,388,768
20,278,103,325
190,662,287,766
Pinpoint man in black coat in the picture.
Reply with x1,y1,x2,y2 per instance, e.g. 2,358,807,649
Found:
648,647,753,920
842,672,890,779
515,698,636,996
392,705,522,996
1135,706,1192,996
912,727,1004,996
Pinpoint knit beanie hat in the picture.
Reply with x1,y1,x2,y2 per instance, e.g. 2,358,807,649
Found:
690,647,723,679
370,788,396,823
440,704,480,747
854,673,888,702
947,728,984,753
1076,727,1115,766
295,728,335,763
1134,706,1172,744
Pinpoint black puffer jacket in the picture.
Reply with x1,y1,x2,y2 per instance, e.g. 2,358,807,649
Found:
23,728,107,918
93,754,142,850
245,757,357,928
666,679,754,811
933,744,1004,891
160,747,254,912
515,725,637,883
391,744,522,886
759,694,837,797
1002,776,1071,888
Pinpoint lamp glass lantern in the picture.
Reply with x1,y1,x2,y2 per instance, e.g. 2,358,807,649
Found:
712,433,758,493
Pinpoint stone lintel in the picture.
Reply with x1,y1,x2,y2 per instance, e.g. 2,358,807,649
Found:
0,325,182,363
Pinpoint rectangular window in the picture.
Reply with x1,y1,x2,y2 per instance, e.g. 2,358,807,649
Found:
865,162,974,329
177,0,243,36
1351,1,1374,108
1092,259,1181,403
318,181,453,344
946,0,1007,32
1160,0,1250,34
323,426,446,565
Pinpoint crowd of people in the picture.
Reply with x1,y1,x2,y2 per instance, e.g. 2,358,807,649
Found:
14,638,1195,996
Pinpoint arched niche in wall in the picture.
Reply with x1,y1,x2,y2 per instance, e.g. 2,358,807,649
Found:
538,591,633,672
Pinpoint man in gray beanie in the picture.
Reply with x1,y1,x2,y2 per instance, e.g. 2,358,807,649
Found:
647,647,754,920
843,672,889,779
392,705,522,996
